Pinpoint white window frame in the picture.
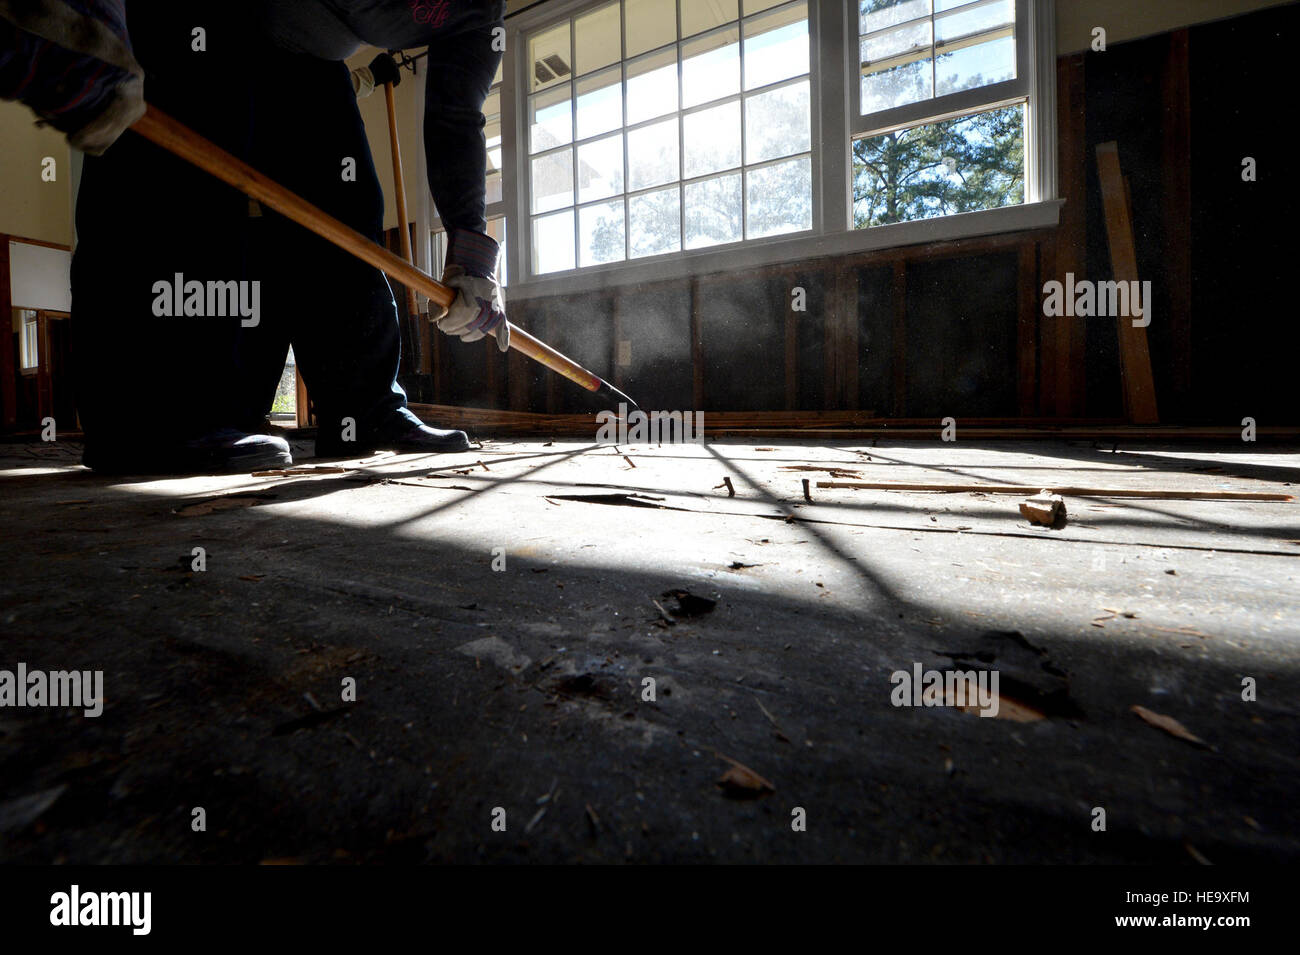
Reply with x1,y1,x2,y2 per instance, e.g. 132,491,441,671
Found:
850,0,1055,204
502,0,1058,300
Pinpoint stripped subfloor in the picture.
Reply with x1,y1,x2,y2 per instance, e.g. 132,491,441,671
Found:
1,436,1297,863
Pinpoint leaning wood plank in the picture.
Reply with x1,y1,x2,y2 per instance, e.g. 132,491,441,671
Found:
815,480,1292,502
1096,141,1159,424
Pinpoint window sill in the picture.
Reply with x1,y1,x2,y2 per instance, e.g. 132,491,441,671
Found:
508,199,1064,301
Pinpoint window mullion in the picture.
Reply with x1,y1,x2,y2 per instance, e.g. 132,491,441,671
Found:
570,16,579,270
677,11,686,255
858,79,1027,137
812,0,846,234
503,22,525,282
1026,0,1056,202
623,0,632,262
739,9,749,240
930,8,936,105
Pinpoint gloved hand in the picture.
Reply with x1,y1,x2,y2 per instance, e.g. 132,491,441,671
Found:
0,0,145,155
368,52,401,88
437,229,510,353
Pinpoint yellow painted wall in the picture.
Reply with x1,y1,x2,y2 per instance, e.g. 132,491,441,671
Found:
1057,0,1297,53
0,100,72,246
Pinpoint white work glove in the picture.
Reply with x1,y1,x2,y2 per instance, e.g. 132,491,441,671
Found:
351,52,401,98
437,228,510,353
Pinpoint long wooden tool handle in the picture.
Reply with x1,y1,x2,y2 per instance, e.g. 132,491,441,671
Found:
131,104,603,394
383,83,420,317
384,81,428,375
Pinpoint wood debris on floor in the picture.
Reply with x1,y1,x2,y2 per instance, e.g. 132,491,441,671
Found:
1,437,1296,864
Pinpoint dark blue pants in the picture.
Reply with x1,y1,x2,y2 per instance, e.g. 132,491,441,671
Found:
72,3,408,445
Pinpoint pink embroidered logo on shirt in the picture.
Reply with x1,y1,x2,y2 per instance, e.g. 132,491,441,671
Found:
410,0,452,27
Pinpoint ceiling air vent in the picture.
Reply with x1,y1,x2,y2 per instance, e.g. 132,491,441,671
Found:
533,54,571,85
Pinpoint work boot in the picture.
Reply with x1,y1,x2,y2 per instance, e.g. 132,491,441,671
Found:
314,409,471,458
381,421,474,454
83,427,292,475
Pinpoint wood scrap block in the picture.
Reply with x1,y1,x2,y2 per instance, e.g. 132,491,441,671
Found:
1020,490,1066,526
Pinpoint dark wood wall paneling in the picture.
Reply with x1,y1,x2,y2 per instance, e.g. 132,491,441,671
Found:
790,269,826,411
905,251,1021,419
1187,3,1298,423
619,282,693,413
699,272,785,412
851,265,892,415
491,233,1050,418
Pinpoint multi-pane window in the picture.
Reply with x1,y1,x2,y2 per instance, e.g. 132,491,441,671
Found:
525,0,813,276
507,0,1050,278
852,0,1029,228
